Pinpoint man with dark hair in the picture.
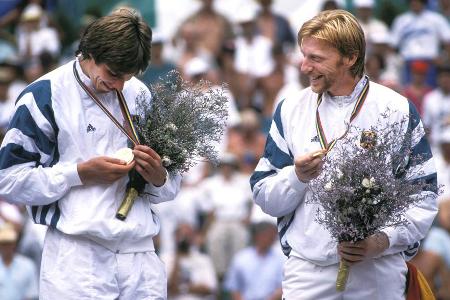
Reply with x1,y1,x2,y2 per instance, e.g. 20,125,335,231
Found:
0,7,181,299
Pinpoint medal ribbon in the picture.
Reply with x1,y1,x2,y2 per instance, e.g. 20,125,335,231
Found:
73,61,140,146
315,77,369,151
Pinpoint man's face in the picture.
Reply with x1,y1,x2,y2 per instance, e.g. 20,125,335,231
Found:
84,59,134,93
300,37,352,96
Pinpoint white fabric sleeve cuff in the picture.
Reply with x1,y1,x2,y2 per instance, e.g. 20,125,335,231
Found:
64,164,83,187
381,227,400,249
147,168,169,190
284,165,308,193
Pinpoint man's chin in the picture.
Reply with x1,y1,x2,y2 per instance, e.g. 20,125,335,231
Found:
310,84,325,94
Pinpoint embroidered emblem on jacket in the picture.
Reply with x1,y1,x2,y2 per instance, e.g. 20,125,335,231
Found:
311,135,320,142
87,124,96,133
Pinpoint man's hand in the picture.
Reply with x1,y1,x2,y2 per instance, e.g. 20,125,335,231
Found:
77,156,135,185
294,150,326,183
133,145,167,187
337,232,390,266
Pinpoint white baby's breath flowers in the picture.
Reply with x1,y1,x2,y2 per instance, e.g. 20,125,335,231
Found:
165,123,178,132
161,156,172,167
134,70,228,174
308,111,434,243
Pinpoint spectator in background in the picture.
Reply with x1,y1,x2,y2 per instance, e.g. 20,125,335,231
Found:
184,56,240,153
0,63,15,133
413,200,450,299
174,0,233,60
402,59,433,116
422,64,450,151
390,0,450,87
0,223,38,300
224,221,284,300
255,0,296,52
227,108,266,175
139,30,176,86
233,3,274,109
353,0,390,55
163,222,217,300
173,22,214,81
429,127,450,201
321,0,340,11
198,153,252,282
365,52,402,92
437,0,450,21
16,3,60,60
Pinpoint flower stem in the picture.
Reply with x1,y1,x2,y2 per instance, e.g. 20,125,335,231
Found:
116,187,138,220
336,260,350,291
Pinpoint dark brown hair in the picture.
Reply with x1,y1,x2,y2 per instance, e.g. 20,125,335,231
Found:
77,8,152,75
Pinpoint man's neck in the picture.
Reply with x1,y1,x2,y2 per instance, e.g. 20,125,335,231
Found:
328,75,362,97
78,57,91,79
2,255,13,266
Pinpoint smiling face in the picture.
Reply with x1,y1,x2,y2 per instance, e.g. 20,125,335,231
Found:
80,58,134,93
300,37,357,96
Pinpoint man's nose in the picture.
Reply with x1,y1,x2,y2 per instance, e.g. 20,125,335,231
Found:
300,59,312,74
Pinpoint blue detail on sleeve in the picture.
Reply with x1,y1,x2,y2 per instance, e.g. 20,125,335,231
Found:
6,80,61,227
264,135,293,169
409,136,433,167
49,203,60,228
273,99,285,139
407,100,420,132
0,144,40,170
9,106,56,155
250,170,277,191
409,172,438,193
16,80,57,129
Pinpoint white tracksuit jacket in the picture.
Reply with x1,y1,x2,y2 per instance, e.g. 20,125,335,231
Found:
0,59,181,253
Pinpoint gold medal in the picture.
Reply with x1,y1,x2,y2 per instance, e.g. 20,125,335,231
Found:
112,147,134,164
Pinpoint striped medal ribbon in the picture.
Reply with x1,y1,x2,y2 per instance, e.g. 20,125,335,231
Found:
315,77,369,152
73,61,140,146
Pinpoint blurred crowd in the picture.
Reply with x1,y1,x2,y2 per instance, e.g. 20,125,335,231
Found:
1,0,450,299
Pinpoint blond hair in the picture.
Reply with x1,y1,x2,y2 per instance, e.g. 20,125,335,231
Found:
298,9,365,78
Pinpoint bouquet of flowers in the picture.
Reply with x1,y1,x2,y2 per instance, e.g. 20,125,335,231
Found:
134,71,228,174
116,71,228,220
308,111,433,291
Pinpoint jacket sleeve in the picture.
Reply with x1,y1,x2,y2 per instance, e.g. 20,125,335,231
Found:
142,170,182,204
381,101,438,258
0,80,82,206
250,100,308,218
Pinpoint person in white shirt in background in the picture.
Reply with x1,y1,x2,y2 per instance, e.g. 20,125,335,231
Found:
422,64,450,153
163,222,217,300
353,0,390,56
16,4,60,61
0,222,38,300
390,0,450,86
198,152,253,282
232,3,274,109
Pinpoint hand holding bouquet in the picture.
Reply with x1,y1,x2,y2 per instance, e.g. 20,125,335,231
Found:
116,71,228,219
308,111,435,291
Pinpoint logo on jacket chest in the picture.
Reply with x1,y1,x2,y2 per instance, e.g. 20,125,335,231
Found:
310,135,319,143
86,123,96,133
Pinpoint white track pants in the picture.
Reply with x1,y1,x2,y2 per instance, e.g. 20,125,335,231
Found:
39,228,166,300
282,254,407,300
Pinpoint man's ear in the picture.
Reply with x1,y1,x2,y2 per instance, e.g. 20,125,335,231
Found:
344,52,358,69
